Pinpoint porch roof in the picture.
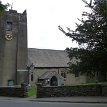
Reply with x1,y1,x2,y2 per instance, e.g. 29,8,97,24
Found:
39,71,64,80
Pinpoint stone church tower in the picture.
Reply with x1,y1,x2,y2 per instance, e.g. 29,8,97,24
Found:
0,10,28,86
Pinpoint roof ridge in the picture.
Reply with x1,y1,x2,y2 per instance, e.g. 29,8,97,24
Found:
28,48,65,51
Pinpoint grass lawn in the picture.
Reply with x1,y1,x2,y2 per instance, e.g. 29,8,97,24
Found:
28,85,37,97
65,82,107,87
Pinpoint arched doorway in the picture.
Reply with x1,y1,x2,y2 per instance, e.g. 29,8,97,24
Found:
50,76,58,86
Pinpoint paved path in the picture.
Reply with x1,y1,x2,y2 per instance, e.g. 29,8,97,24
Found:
0,96,107,103
30,96,107,103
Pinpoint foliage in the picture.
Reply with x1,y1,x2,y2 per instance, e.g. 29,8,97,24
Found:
0,1,9,14
66,82,106,86
28,85,36,97
58,0,107,81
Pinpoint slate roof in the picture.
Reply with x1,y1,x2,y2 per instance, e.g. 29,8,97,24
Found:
28,48,70,68
39,71,56,79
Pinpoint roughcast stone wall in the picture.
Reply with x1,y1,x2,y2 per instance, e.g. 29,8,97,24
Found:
36,84,106,98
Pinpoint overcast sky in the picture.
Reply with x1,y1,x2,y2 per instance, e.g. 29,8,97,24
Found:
1,0,89,50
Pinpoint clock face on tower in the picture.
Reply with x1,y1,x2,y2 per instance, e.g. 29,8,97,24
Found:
5,33,13,41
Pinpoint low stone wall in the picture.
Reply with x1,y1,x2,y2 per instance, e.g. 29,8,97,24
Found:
0,84,28,97
36,84,106,98
102,86,107,96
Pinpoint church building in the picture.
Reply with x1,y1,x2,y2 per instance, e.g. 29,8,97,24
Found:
0,9,90,86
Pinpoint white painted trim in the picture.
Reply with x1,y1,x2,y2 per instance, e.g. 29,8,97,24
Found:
17,69,28,72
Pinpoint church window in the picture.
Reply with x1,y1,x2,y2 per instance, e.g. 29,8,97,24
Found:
61,71,66,78
6,21,12,31
75,71,79,77
75,72,79,77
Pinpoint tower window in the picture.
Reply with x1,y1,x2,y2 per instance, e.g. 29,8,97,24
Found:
6,21,12,31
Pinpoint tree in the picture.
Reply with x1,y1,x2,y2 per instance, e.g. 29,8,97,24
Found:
58,0,107,82
0,1,9,14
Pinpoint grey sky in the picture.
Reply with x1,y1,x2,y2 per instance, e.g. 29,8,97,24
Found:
1,0,89,50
